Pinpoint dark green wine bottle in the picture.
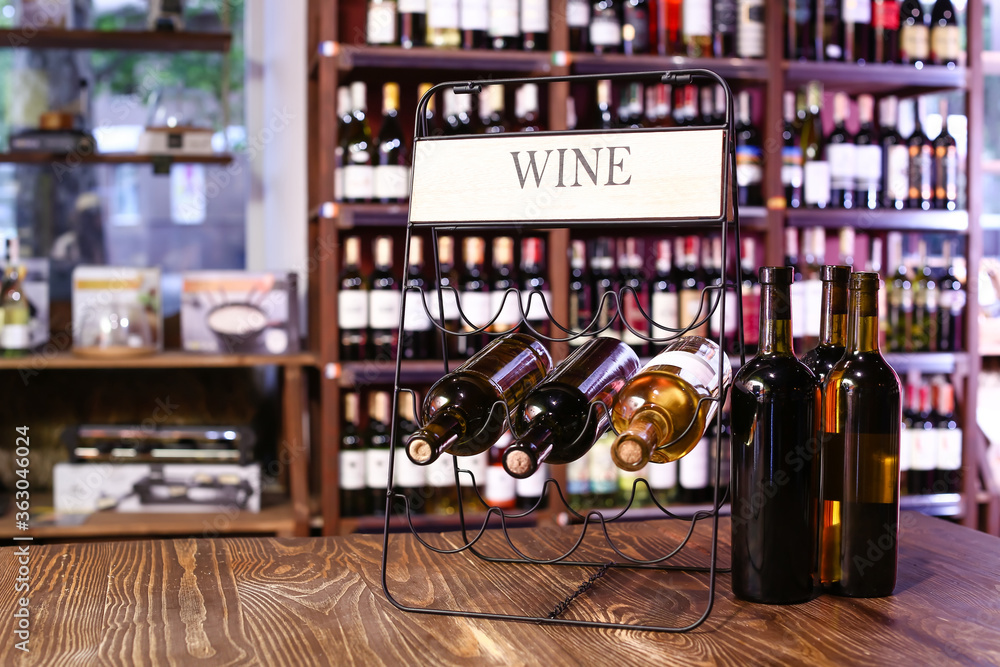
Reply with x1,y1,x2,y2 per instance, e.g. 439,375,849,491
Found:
801,265,851,385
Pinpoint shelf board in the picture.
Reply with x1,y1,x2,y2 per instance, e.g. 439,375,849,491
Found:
334,44,553,73
899,493,964,518
0,28,231,52
570,53,769,80
883,352,967,374
23,500,297,540
339,359,457,386
0,152,233,165
783,60,967,93
785,207,969,232
0,351,318,371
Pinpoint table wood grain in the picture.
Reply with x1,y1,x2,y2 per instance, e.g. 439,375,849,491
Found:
2,512,999,666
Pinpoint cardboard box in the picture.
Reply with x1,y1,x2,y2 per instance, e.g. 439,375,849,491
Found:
53,463,261,514
181,271,300,354
71,266,163,351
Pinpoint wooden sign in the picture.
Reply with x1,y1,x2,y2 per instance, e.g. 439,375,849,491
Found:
408,128,726,225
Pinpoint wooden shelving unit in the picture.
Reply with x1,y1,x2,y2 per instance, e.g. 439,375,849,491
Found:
0,28,231,52
0,351,317,371
307,0,989,534
0,152,233,165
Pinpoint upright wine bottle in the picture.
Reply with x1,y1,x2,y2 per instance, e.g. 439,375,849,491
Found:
843,0,872,62
393,391,428,514
618,237,649,355
610,336,731,471
520,237,550,336
854,94,881,210
828,92,856,209
907,97,933,211
460,0,489,48
374,83,409,204
592,237,620,339
678,236,708,337
569,240,593,347
801,265,851,385
366,390,393,515
714,0,737,57
479,85,508,133
740,237,760,349
880,96,909,209
340,392,369,517
521,0,549,50
402,236,433,360
457,236,491,359
514,84,543,131
338,237,368,360
433,236,462,358
934,381,962,494
937,240,964,351
342,82,374,203
910,239,937,352
872,0,901,63
736,90,763,207
731,266,817,604
736,0,765,58
334,86,352,202
623,0,650,55
491,237,521,335
567,0,591,51
885,232,910,353
907,381,936,494
683,0,712,57
488,0,521,48
427,0,461,47
398,0,428,47
590,0,622,54
369,235,401,359
929,0,959,66
503,337,640,479
819,272,902,598
899,0,928,65
782,91,804,209
933,97,958,211
651,239,679,336
818,0,844,60
802,81,831,209
405,332,552,464
367,0,398,45
443,89,473,135
787,0,816,60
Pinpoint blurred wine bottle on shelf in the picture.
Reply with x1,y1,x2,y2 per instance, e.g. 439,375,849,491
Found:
403,236,434,360
374,82,409,204
457,236,490,359
369,235,401,359
735,90,763,207
342,82,375,204
801,265,851,385
365,390,393,516
338,236,368,361
393,391,428,514
340,392,369,517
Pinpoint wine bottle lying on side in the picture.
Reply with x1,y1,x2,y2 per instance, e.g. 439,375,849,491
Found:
405,332,552,466
503,336,640,479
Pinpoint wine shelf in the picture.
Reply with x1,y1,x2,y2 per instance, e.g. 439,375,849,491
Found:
783,60,968,94
0,351,318,371
569,53,768,80
899,493,964,518
332,44,554,73
882,352,968,374
784,208,969,232
0,152,233,166
0,28,232,52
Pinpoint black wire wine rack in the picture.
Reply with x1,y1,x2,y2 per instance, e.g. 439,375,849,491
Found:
379,69,746,632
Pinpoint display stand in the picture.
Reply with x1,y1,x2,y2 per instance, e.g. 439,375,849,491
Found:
380,69,746,632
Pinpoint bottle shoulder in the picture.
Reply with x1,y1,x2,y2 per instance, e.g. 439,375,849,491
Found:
826,352,902,392
734,354,817,395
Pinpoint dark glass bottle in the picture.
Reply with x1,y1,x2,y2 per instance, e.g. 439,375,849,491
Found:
520,237,550,338
374,82,408,204
880,96,908,210
338,237,368,361
459,0,488,48
910,239,937,352
933,97,958,211
391,391,427,515
820,272,902,598
934,382,962,494
567,0,591,51
907,97,933,211
802,265,851,385
443,89,473,136
592,237,620,339
937,240,965,351
827,92,856,210
589,0,622,54
782,91,804,209
503,337,640,478
873,0,901,63
651,238,678,337
398,0,428,47
899,0,929,66
457,236,490,359
818,0,843,60
623,0,651,54
618,237,649,356
521,0,549,50
713,0,737,57
907,382,936,494
854,94,882,210
490,236,521,336
802,81,830,209
406,332,552,465
339,392,369,517
369,236,400,360
488,0,522,49
929,0,959,66
479,84,509,134
595,79,615,130
342,82,374,203
435,236,462,359
402,236,433,360
365,391,393,516
513,84,543,132
731,266,818,604
678,236,707,337
786,0,816,60
843,0,872,62
736,90,763,207
569,240,593,348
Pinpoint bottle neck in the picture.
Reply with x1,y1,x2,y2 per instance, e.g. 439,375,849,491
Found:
819,280,848,347
613,407,673,472
406,409,465,465
759,282,795,356
506,422,554,479
847,287,881,354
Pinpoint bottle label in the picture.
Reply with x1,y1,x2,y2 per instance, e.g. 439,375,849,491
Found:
488,0,519,37
622,290,648,346
428,0,460,28
343,165,374,200
679,437,710,490
803,160,831,206
461,452,488,488
338,290,369,329
827,143,857,189
567,0,590,27
461,291,493,328
651,291,679,332
485,465,517,504
647,459,678,491
682,0,712,36
491,288,522,327
516,462,548,497
842,0,871,23
931,25,960,61
566,456,591,495
460,0,489,29
340,450,366,490
522,289,552,321
872,0,899,29
395,448,427,487
404,290,434,331
642,346,728,394
1,324,29,350
367,3,398,44
935,145,957,202
789,281,806,336
803,278,823,337
901,24,930,60
398,0,426,12
910,429,937,472
369,290,402,329
782,146,804,187
366,448,391,488
428,288,461,321
334,153,345,201
887,144,910,200
589,14,621,45
521,0,549,32
374,165,409,200
909,145,933,201
937,428,963,472
426,455,457,488
855,144,883,187
737,0,765,58
736,145,763,186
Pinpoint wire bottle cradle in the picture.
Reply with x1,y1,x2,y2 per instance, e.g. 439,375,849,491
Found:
378,69,747,632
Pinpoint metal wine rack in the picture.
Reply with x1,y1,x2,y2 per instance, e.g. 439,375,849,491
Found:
379,69,746,632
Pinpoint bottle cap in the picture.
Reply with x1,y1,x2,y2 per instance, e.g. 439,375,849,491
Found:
758,266,793,284
850,271,880,290
820,265,851,283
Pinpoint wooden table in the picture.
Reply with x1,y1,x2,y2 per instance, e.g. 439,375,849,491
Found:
2,512,999,665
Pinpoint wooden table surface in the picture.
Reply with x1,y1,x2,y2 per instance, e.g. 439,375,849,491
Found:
2,511,999,666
